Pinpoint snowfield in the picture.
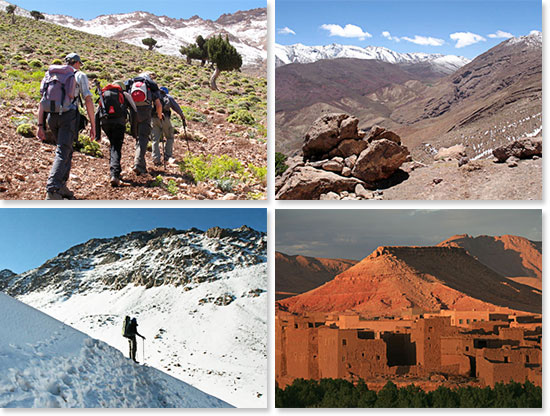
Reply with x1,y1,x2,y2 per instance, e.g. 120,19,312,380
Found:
0,292,232,408
17,263,268,408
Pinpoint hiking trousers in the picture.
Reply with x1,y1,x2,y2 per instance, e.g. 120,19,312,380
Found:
128,337,137,361
102,122,126,179
134,118,152,172
151,116,174,164
46,109,78,193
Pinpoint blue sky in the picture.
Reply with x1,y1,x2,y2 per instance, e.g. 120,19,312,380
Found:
0,209,266,273
276,210,542,260
276,0,541,59
9,0,265,20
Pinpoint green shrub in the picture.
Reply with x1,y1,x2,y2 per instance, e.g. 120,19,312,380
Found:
275,152,289,176
179,154,244,183
29,59,42,69
16,123,34,138
227,109,255,125
215,178,234,192
75,134,103,158
52,58,62,65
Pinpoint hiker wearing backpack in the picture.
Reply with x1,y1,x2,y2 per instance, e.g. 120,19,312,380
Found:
37,53,96,200
123,316,145,363
94,80,137,187
151,86,187,166
125,72,163,175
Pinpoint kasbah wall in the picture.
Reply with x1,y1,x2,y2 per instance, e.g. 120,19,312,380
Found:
275,309,541,390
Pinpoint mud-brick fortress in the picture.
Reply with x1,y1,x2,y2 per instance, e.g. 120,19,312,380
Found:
275,309,541,389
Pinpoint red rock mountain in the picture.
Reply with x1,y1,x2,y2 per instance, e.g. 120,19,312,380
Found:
438,234,542,290
278,246,541,316
275,252,357,300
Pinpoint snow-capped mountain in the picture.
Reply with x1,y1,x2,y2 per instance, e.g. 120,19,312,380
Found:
275,43,470,74
0,1,266,67
3,226,267,408
0,292,232,407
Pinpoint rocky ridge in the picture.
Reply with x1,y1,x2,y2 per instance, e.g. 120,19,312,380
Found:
2,226,267,297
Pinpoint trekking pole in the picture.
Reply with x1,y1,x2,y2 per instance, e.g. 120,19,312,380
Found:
183,123,191,154
162,136,166,170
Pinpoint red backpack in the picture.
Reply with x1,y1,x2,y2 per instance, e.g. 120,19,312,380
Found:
99,84,127,119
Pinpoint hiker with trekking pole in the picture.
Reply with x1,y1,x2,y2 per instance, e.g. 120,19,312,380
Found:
151,86,187,168
123,316,146,363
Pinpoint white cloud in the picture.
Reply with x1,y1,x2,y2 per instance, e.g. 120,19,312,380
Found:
401,35,445,46
382,31,400,42
278,27,296,36
530,30,541,35
320,23,372,40
450,32,486,48
488,30,513,39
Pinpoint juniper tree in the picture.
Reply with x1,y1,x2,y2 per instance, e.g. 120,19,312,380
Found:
142,37,157,51
205,35,242,91
30,10,45,21
6,5,16,24
179,35,208,66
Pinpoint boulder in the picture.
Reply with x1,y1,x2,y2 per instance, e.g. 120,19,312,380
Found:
336,139,368,158
365,125,401,144
435,144,466,161
344,155,358,168
302,114,361,160
322,160,343,173
320,192,340,200
275,165,364,200
351,139,410,183
492,137,542,162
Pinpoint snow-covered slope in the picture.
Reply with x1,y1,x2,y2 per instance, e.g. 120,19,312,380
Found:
0,1,266,67
275,43,470,74
0,292,232,408
5,226,267,408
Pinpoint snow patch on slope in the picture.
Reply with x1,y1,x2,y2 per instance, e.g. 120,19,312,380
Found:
0,292,231,408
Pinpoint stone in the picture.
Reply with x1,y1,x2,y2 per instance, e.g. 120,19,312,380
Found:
332,156,344,164
339,116,360,139
355,183,372,199
365,125,401,144
433,178,443,184
507,156,519,168
222,193,238,200
435,144,466,161
320,192,340,200
276,165,365,200
351,139,410,183
322,160,343,173
344,155,358,168
341,166,352,177
336,139,368,158
302,113,348,160
457,156,469,167
492,137,542,162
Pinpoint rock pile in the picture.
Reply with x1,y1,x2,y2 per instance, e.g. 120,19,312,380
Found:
276,114,409,200
492,137,542,164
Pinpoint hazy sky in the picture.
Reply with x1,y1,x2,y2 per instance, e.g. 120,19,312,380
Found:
276,0,541,59
276,209,542,260
0,208,266,273
9,0,265,20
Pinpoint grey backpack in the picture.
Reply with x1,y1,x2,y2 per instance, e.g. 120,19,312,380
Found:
40,65,77,114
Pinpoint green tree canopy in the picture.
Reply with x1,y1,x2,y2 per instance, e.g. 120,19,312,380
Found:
205,35,242,90
30,10,45,21
141,37,157,51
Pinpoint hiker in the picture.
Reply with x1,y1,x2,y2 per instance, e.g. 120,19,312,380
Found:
151,86,187,166
125,72,163,175
37,53,96,200
124,316,146,362
94,80,137,187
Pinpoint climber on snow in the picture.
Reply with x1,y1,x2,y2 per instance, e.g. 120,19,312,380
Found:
123,316,146,362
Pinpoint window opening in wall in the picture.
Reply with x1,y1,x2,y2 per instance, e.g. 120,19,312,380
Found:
504,356,509,363
342,339,347,346
525,355,530,363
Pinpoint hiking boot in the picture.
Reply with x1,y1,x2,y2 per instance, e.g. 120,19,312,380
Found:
58,184,74,199
166,157,177,164
110,176,120,187
45,191,63,200
153,160,162,167
132,166,147,176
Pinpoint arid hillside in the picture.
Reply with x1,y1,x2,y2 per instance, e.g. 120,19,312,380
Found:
278,245,541,316
275,252,357,300
438,234,542,289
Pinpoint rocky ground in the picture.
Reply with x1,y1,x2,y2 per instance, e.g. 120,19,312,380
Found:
0,101,266,200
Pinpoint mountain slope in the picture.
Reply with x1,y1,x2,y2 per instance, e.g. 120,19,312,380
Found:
275,252,357,300
4,227,267,408
0,292,232,408
275,43,469,74
278,246,541,316
0,1,266,67
392,31,542,161
438,234,542,289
